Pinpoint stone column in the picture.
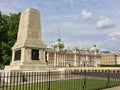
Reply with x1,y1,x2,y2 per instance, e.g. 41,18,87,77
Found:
74,54,77,66
54,52,57,66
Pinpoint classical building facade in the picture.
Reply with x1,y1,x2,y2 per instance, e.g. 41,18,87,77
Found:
101,53,117,65
45,38,120,67
46,38,101,67
116,55,120,64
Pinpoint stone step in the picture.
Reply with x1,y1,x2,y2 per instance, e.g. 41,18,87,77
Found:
4,64,55,71
19,65,55,70
4,65,20,70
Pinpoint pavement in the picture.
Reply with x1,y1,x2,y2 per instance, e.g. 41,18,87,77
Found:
102,86,120,90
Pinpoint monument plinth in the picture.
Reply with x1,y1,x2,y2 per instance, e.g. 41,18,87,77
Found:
5,8,50,70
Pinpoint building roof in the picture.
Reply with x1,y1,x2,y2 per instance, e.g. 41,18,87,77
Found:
91,45,99,51
53,38,64,46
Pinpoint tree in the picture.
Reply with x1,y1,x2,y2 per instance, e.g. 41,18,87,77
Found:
0,12,9,66
0,12,20,68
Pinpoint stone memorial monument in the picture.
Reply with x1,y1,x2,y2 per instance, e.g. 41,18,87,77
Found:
4,8,49,70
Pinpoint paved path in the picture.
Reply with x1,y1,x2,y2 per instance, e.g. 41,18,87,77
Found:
102,86,120,90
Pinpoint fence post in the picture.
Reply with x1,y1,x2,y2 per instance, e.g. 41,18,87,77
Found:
0,73,2,88
83,70,86,90
118,70,120,85
48,70,50,90
106,70,110,88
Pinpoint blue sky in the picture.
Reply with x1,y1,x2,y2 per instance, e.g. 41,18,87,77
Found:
0,0,120,51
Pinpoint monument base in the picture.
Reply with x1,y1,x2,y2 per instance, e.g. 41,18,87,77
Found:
4,61,55,71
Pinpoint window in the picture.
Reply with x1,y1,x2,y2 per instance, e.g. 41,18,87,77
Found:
14,50,21,60
31,49,39,60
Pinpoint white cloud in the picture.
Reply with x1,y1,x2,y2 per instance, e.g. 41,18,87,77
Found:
81,9,93,19
99,32,120,51
109,32,120,41
43,20,120,51
65,41,103,50
96,16,115,29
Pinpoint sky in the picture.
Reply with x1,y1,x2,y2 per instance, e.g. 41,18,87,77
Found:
0,0,120,51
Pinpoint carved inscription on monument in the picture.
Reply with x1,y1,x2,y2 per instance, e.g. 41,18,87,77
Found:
31,49,39,60
14,50,21,60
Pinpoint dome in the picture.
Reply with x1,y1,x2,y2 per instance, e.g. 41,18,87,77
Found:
91,45,99,51
53,38,64,46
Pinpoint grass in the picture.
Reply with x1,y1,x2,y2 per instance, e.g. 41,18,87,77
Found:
0,79,119,90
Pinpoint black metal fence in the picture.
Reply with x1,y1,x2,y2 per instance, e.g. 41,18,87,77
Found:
0,69,120,90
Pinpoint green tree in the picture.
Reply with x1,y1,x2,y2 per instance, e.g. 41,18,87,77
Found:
0,12,20,68
0,12,9,67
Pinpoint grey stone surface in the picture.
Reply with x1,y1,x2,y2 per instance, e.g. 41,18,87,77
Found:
13,8,46,49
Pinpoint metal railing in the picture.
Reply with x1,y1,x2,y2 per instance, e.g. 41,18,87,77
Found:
0,69,120,90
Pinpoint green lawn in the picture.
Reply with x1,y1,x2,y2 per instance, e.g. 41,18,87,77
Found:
0,79,119,90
